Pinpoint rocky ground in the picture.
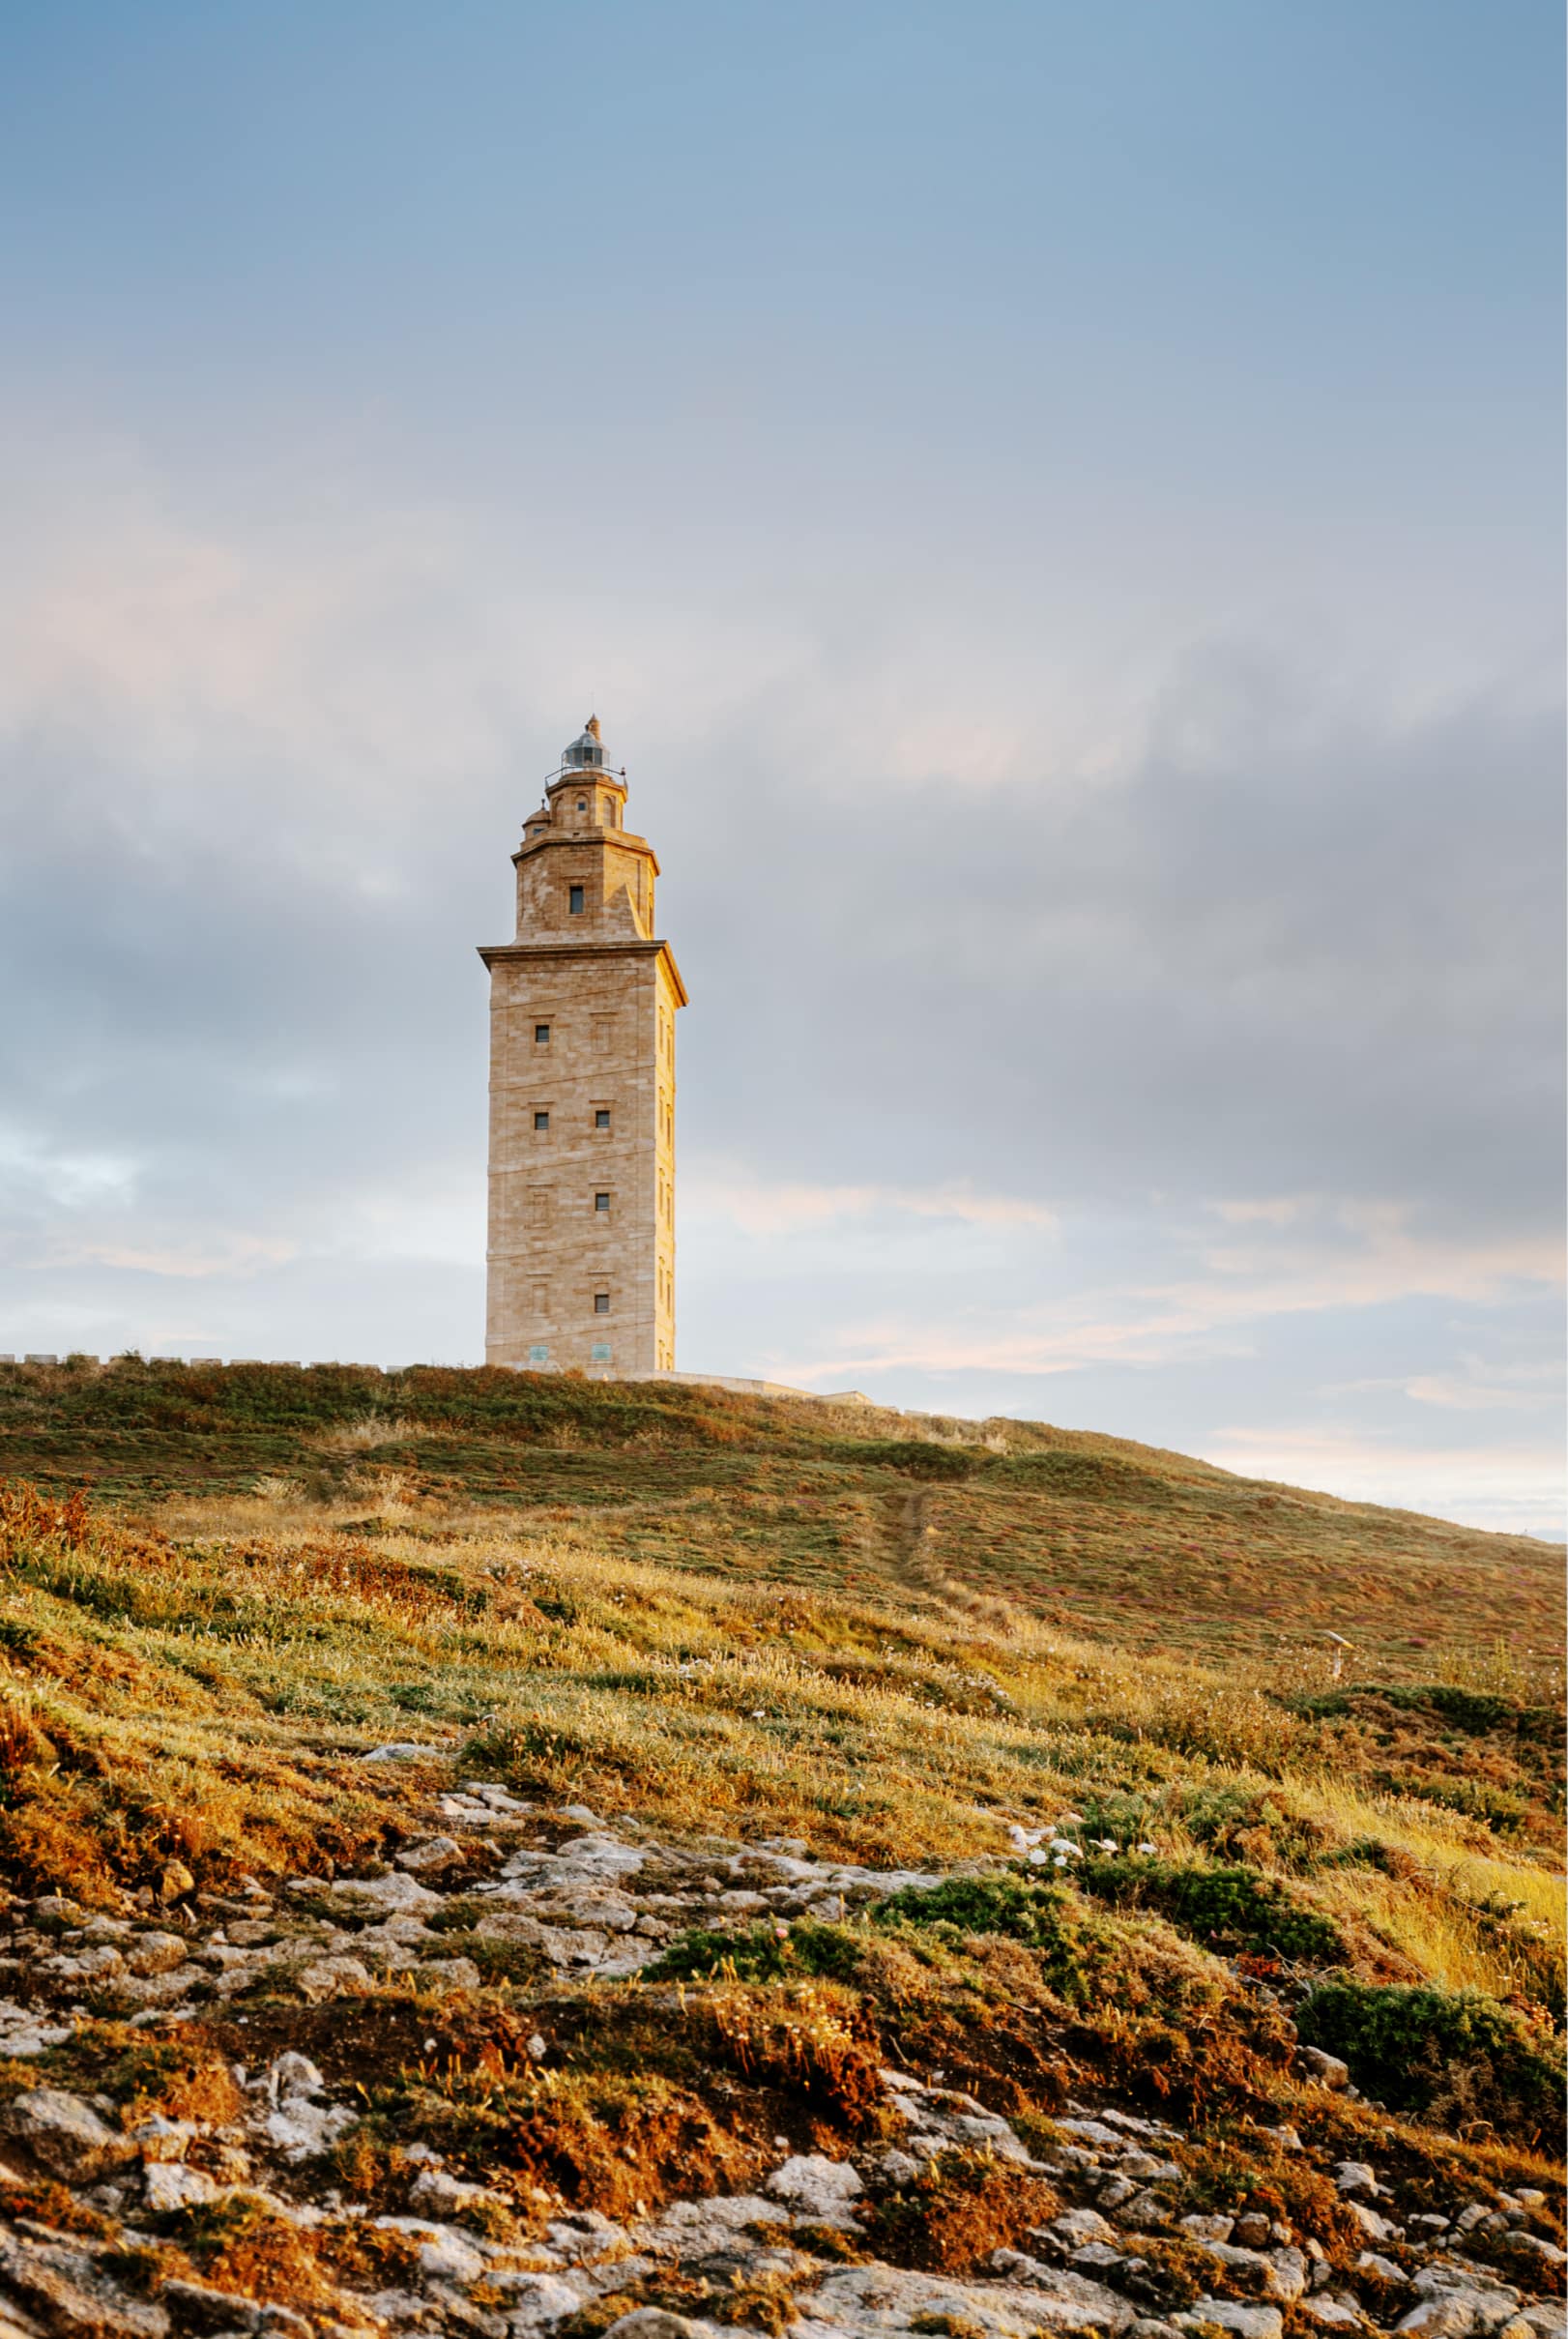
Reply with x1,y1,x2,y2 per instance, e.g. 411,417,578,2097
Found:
0,1757,1556,2339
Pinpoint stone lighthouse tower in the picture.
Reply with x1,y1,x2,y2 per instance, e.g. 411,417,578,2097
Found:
479,718,686,1376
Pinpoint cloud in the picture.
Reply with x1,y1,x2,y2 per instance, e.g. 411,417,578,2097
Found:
748,1193,1562,1385
40,1235,299,1280
684,1166,1058,1236
1196,1426,1565,1544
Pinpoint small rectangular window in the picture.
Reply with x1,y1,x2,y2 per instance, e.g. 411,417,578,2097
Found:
595,1192,610,1213
568,885,585,915
534,1110,549,1132
595,1108,611,1129
535,1024,550,1044
594,1292,610,1315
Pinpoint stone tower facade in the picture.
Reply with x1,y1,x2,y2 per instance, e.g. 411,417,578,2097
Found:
479,718,686,1376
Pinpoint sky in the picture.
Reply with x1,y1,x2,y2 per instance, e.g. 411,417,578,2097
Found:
1,0,1562,1537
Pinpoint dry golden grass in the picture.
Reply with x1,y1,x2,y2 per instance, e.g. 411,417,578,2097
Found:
0,1477,1557,2023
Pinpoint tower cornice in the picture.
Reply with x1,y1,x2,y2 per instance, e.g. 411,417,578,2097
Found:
511,829,661,878
479,935,688,1008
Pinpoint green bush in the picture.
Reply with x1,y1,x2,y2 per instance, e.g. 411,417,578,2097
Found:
876,1873,1069,1947
831,1440,982,1480
981,1450,1174,1504
873,1874,1097,2004
647,1918,863,1985
1077,1857,1344,1964
1296,1979,1564,2141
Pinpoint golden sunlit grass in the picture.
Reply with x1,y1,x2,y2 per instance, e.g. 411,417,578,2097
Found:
0,1472,1557,2026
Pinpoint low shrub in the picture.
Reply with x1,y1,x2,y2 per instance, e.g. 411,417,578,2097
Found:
859,2149,1059,2271
1296,1979,1565,2143
648,1919,864,1986
875,1873,1068,1948
1077,1857,1345,1964
833,1440,983,1480
874,1875,1095,2005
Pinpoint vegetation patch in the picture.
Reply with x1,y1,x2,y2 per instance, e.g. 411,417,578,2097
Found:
649,1917,865,1985
1076,1856,1347,1964
1296,1979,1565,2144
857,2149,1060,2271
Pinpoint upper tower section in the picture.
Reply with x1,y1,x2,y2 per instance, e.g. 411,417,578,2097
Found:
512,716,659,942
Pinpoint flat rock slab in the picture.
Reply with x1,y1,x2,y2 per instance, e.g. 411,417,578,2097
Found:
797,2262,1136,2335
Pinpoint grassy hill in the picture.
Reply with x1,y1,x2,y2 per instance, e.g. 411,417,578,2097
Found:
0,1357,1557,2337
2,1357,1560,1678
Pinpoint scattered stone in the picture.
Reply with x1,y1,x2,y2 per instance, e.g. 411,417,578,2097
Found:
1181,2215,1236,2245
1176,2302,1284,2339
1181,2241,1309,2305
764,2152,863,2224
268,2052,324,2100
395,1837,464,1873
601,2317,709,2339
1294,2047,1350,2090
802,2260,1135,2335
1052,2208,1121,2249
260,2091,357,2162
293,1955,372,2003
1301,2298,1369,2329
1,2091,136,2184
159,2280,310,2338
487,2270,590,2323
125,1934,188,1979
142,2162,218,2213
0,1800,1558,2339
1336,2162,1381,2198
408,2167,508,2219
414,1957,481,1994
637,2195,787,2260
0,2001,72,2058
0,2226,170,2339
372,2218,488,2286
319,1872,442,1916
1509,2238,1567,2271
112,1972,194,2013
1346,2201,1400,2244
1398,2295,1522,2339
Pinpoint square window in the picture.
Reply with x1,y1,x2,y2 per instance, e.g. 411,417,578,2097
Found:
595,1108,611,1129
568,885,585,915
595,1192,610,1213
535,1023,550,1044
534,1110,549,1132
591,1341,612,1362
528,1343,549,1364
594,1293,610,1315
